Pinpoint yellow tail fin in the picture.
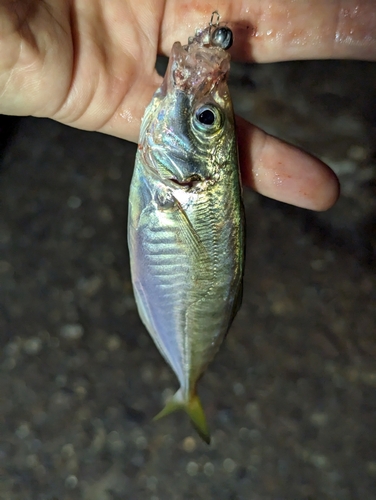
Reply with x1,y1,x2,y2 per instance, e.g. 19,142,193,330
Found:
153,389,210,444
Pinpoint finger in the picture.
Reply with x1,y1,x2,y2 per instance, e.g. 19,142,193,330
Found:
96,75,162,143
236,117,340,211
161,0,376,62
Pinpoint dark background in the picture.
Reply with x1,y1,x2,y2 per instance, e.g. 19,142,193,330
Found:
0,59,375,499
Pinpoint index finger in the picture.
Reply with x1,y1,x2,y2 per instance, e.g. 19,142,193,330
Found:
160,0,376,62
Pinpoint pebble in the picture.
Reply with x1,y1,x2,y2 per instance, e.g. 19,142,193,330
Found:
65,475,78,489
61,444,75,459
203,462,215,476
107,335,121,351
55,374,67,387
246,402,261,421
32,412,47,426
23,337,42,355
233,382,245,396
182,436,196,453
50,391,72,409
60,323,84,340
310,259,325,271
25,454,38,468
15,423,30,439
90,427,106,452
2,357,16,370
310,412,329,427
310,453,329,469
136,435,148,450
270,297,294,315
5,341,20,357
223,458,236,473
35,464,46,478
131,452,145,468
186,461,199,476
347,144,368,161
107,431,124,453
146,476,158,491
67,195,82,209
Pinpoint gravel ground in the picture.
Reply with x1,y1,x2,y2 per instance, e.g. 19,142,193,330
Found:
0,60,375,500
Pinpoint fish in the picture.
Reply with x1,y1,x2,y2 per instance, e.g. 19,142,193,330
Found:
128,14,244,443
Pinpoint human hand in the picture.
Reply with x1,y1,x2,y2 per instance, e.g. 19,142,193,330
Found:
1,1,375,210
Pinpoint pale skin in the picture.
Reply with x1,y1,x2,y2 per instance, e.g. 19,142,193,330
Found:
1,0,375,210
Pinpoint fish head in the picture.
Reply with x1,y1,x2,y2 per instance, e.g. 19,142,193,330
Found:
140,28,236,185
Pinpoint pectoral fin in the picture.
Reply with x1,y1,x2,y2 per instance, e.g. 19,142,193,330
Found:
171,195,209,262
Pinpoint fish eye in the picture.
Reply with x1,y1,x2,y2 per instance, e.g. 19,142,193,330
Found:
193,105,222,133
197,108,215,125
211,27,233,50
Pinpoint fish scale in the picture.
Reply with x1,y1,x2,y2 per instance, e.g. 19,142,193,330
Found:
138,220,192,367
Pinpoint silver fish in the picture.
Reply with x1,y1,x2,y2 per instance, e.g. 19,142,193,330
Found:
128,15,244,443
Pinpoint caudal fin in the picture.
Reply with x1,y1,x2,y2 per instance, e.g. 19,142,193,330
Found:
153,389,210,444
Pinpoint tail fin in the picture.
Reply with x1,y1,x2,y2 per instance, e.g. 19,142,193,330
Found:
153,389,210,444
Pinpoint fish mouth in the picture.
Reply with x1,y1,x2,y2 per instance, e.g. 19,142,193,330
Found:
169,175,203,189
150,146,208,189
163,32,231,97
143,141,212,191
